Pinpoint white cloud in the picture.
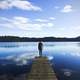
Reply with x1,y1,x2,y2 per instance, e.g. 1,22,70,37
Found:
13,16,29,23
0,0,42,11
35,17,56,22
0,16,54,31
61,5,73,13
47,23,54,27
53,26,80,38
1,16,80,37
49,17,56,20
35,19,48,22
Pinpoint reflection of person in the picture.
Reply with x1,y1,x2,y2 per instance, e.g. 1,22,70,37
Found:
38,41,43,57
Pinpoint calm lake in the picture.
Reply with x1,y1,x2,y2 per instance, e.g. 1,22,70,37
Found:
0,42,80,80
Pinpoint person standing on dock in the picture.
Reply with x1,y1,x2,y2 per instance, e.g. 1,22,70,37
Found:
38,41,43,57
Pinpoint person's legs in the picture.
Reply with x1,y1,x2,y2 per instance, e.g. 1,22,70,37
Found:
39,50,40,56
39,50,42,56
40,50,42,56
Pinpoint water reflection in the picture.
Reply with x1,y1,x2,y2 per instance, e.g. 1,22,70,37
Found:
0,42,80,80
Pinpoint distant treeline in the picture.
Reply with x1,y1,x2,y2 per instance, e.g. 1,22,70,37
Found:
0,36,80,42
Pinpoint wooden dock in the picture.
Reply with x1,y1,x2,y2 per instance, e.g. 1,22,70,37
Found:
27,57,58,80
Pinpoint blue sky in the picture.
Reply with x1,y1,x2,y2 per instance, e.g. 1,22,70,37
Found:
0,0,80,37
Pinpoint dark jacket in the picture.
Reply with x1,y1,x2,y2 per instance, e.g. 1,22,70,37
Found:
38,42,43,50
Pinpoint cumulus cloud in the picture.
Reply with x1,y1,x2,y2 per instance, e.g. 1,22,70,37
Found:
13,16,29,23
61,5,73,13
35,19,48,22
47,23,54,27
49,17,56,20
0,16,54,31
1,16,80,37
0,0,42,11
35,17,55,22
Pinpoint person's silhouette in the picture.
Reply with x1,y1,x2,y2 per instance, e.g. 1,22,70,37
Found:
38,41,43,57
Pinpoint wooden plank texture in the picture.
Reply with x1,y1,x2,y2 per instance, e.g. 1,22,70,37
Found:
27,57,58,80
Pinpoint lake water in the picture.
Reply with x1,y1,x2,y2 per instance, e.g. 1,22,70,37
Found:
0,42,80,80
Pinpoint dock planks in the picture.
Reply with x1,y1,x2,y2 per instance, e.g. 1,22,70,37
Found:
27,57,58,80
